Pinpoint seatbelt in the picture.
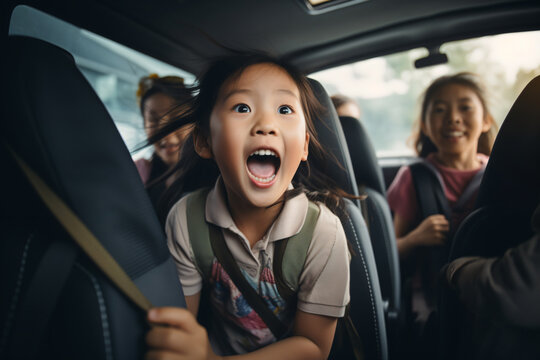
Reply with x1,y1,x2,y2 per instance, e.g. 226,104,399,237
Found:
6,144,152,312
409,161,451,221
410,160,486,224
409,161,453,306
409,159,486,305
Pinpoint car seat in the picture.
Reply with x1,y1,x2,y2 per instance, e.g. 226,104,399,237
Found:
308,79,388,360
339,115,401,348
439,75,540,359
0,36,185,360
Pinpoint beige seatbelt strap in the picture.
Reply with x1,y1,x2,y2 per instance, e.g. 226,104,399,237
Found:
6,145,152,312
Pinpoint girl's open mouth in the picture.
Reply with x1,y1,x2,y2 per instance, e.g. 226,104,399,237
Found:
246,149,281,187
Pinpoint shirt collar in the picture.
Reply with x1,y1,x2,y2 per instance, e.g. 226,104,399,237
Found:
205,177,309,242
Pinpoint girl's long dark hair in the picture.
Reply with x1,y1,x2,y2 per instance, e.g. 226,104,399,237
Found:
148,53,357,222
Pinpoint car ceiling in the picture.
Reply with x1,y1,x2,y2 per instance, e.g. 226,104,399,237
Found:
5,0,540,75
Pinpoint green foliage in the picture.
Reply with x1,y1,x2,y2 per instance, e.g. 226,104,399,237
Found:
332,33,540,156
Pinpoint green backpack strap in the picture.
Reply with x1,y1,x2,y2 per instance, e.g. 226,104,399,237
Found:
187,189,320,299
273,201,320,303
186,188,214,280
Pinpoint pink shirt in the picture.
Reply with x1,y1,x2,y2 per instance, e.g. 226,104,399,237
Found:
134,158,152,184
387,153,489,229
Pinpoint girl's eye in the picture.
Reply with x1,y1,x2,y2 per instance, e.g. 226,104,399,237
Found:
433,107,446,114
278,105,293,115
233,104,251,113
460,105,473,112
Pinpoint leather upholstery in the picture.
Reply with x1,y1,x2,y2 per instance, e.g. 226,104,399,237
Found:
340,116,386,195
308,79,388,360
440,75,540,360
340,115,401,322
451,75,540,259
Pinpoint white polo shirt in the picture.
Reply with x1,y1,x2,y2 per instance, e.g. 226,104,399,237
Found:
166,177,350,353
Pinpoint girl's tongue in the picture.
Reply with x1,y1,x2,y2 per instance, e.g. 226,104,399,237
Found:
247,157,276,178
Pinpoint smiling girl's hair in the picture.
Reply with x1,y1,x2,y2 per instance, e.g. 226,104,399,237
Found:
137,74,191,116
412,72,498,158
148,52,356,222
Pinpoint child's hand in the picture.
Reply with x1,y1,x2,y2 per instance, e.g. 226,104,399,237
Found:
410,214,449,247
146,307,217,360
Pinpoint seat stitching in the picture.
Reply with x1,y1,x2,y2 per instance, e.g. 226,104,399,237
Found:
0,232,34,355
76,263,113,360
345,212,381,359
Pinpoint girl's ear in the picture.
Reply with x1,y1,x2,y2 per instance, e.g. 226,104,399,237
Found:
301,132,310,161
193,130,213,159
481,114,494,133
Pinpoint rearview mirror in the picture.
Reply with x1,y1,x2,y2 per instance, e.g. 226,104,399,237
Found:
414,45,448,68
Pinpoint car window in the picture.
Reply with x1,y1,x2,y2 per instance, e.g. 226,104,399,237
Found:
9,5,196,160
310,31,540,157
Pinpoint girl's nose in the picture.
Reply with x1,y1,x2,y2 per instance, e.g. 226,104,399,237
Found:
447,107,462,124
252,112,278,135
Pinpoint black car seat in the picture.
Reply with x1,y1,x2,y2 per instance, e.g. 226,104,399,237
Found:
309,79,388,360
339,116,401,345
439,75,540,359
0,36,185,360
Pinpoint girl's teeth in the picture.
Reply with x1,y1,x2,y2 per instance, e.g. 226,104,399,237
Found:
250,149,277,157
252,174,276,183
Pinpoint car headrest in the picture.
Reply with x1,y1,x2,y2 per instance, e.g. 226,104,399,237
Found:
307,78,359,197
2,36,182,305
339,116,386,196
477,75,540,218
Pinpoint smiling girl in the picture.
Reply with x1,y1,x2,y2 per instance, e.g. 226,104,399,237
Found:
144,54,351,360
389,73,497,258
387,73,497,352
135,75,194,211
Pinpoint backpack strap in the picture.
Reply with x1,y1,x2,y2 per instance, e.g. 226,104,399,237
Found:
410,160,452,221
186,190,320,337
209,223,289,339
185,188,237,354
186,188,214,280
453,166,485,212
409,160,453,302
273,201,320,303
410,159,486,221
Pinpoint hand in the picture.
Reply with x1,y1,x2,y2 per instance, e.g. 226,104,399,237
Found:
409,214,449,247
146,307,218,360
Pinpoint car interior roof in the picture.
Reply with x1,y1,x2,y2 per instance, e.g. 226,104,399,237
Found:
6,0,540,76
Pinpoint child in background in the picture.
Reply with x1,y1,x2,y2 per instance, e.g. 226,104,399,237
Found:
330,94,361,119
387,73,497,334
135,74,194,209
145,54,351,360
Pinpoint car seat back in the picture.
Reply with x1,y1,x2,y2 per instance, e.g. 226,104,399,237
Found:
339,115,401,353
440,75,540,360
0,36,185,360
451,75,540,259
340,116,401,319
309,79,388,360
